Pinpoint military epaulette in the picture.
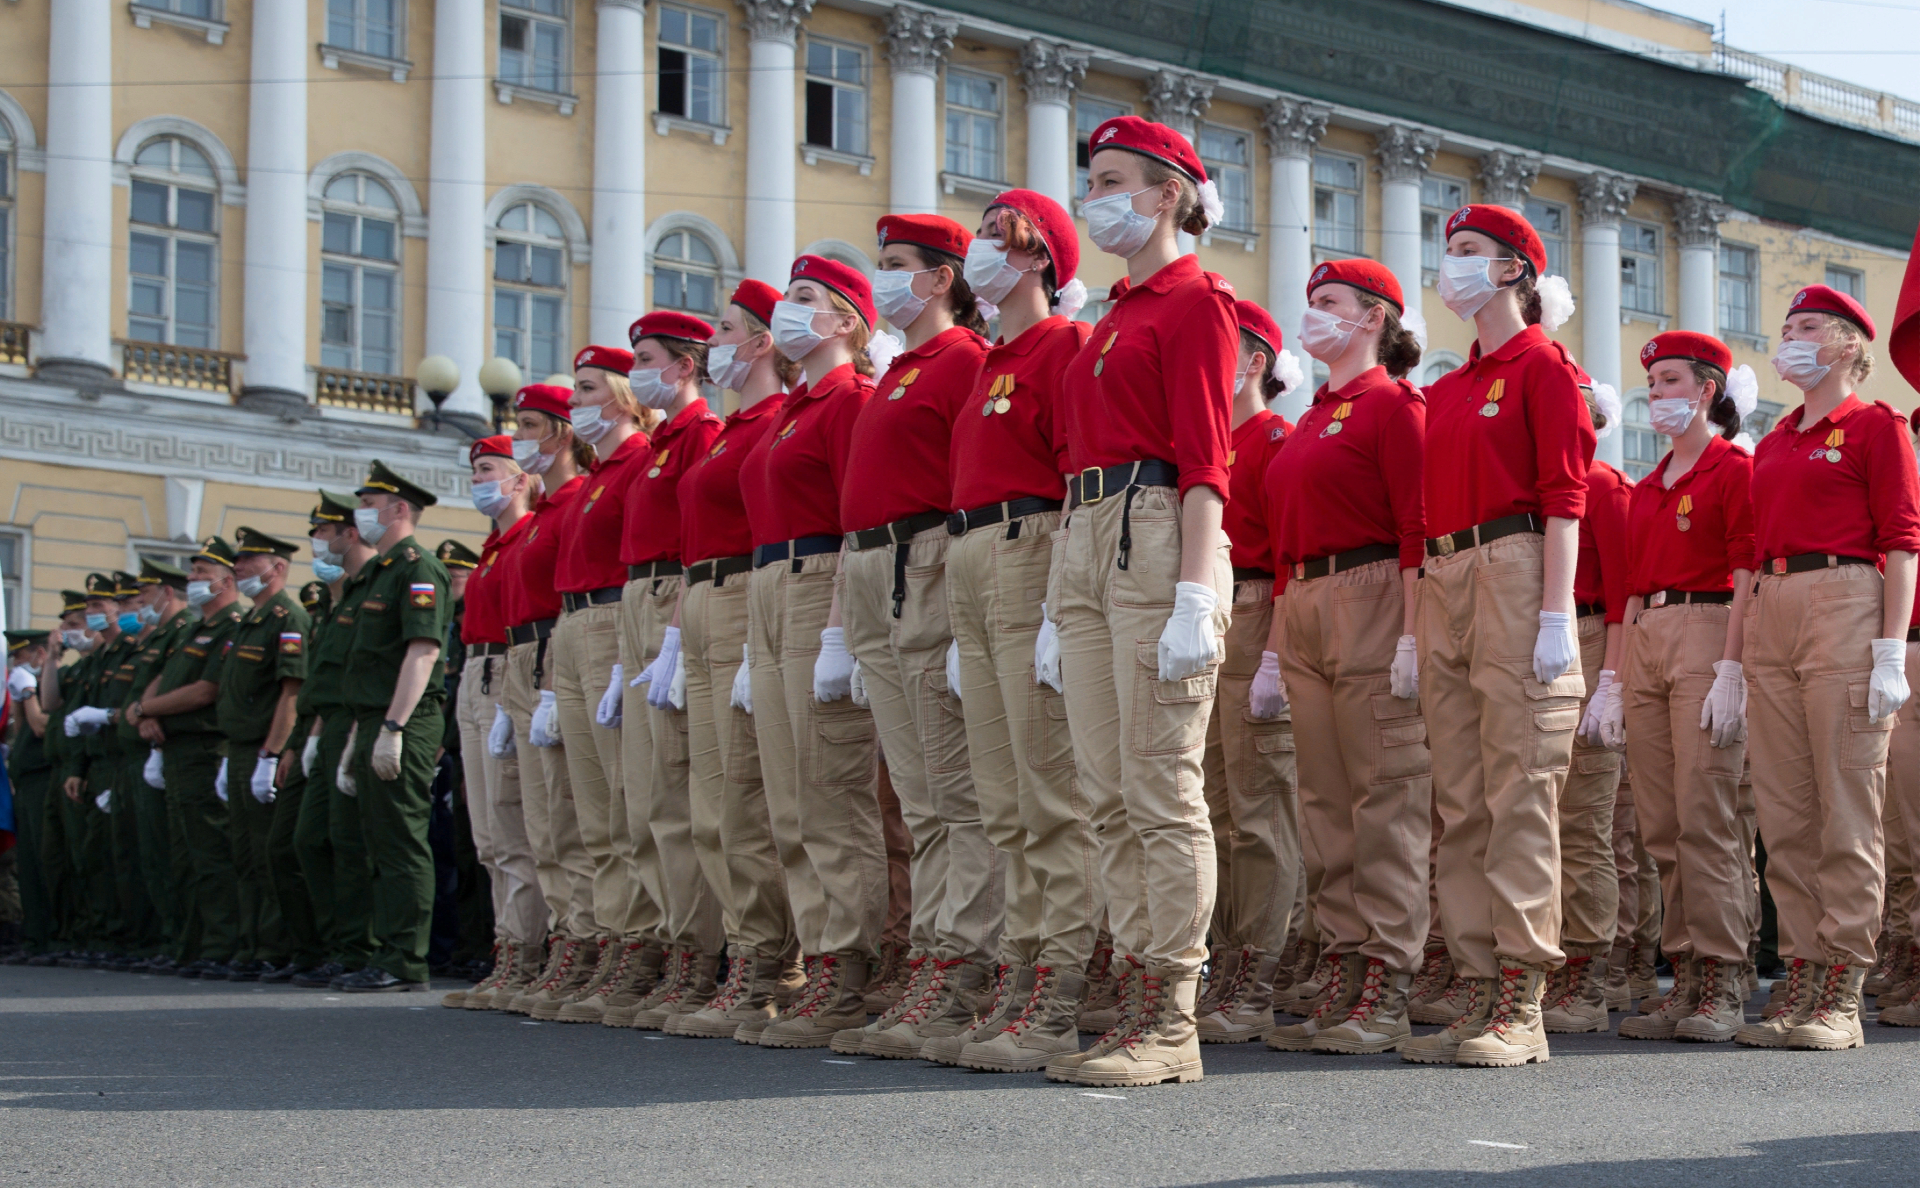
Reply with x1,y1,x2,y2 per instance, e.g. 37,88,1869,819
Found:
380,554,395,567
271,604,288,618
403,545,421,562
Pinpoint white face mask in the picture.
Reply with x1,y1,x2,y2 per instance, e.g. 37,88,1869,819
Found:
772,299,829,362
1083,188,1158,259
311,537,339,562
570,402,612,445
353,506,389,546
471,479,512,518
1436,254,1512,320
1649,396,1698,438
312,557,345,584
1773,339,1832,391
63,629,92,651
963,239,1029,305
871,268,931,329
137,603,162,627
185,580,215,609
513,436,557,475
629,365,682,411
706,343,753,392
237,574,269,599
1300,308,1361,362
19,662,39,677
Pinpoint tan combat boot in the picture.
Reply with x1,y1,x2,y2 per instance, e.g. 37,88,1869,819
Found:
1542,952,1611,1034
671,947,774,1038
1788,961,1867,1050
1275,947,1339,1018
1602,942,1632,1012
1455,963,1551,1067
1269,937,1302,998
557,940,643,1023
862,941,909,1014
1404,943,1453,1016
1049,956,1142,1083
1077,945,1120,1034
1619,954,1699,1040
1196,946,1241,1020
1199,950,1280,1043
1628,944,1660,1009
745,954,824,1045
832,954,931,1055
865,959,990,1058
923,964,1025,1066
1868,935,1912,998
1736,958,1820,1047
1879,940,1920,1016
1410,974,1475,1025
665,947,745,1037
530,937,612,1020
634,949,719,1031
474,941,547,1011
760,952,871,1048
444,941,505,1008
1266,952,1365,1051
1674,956,1745,1042
1400,977,1493,1064
611,946,686,1028
506,937,583,1015
1864,930,1901,996
1070,965,1203,1087
959,967,1086,1073
1313,958,1413,1055
599,942,669,1027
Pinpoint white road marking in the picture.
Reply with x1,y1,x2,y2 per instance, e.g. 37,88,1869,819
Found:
822,1059,857,1064
1079,1092,1127,1100
1469,1140,1528,1150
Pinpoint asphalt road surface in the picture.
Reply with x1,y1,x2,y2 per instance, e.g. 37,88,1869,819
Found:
4,964,1917,1187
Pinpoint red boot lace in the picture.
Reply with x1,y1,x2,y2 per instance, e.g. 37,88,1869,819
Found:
1689,958,1722,1017
1096,957,1145,1046
705,952,750,1013
1408,947,1448,1000
1213,946,1257,1012
1481,967,1526,1037
536,941,579,993
589,943,639,999
876,957,930,1025
788,955,839,1018
1119,972,1167,1052
976,964,1013,1027
895,958,965,1026
1808,962,1850,1023
1000,967,1055,1037
1342,960,1388,1024
1308,956,1349,1022
1550,956,1592,1010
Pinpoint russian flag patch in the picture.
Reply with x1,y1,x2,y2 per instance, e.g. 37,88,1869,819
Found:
279,631,303,656
409,582,437,608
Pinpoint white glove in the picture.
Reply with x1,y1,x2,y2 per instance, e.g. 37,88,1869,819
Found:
1598,678,1626,749
530,690,561,746
65,705,112,737
6,665,35,698
301,734,320,776
337,726,358,798
946,640,963,702
1390,635,1419,701
144,747,165,789
849,659,870,708
487,704,517,757
371,727,403,781
644,629,683,707
251,755,278,804
1249,650,1288,719
1579,670,1616,745
1533,611,1577,685
813,627,854,703
1157,582,1221,682
647,647,681,709
95,788,111,813
596,664,625,728
1035,604,1063,694
214,758,229,803
662,649,686,711
1869,638,1910,724
1700,660,1747,748
730,643,754,714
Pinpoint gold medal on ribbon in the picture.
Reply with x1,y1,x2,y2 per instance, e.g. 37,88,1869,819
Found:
1824,427,1845,463
1676,494,1692,532
888,368,921,400
1322,401,1353,437
993,398,1011,414
1093,331,1118,377
1479,378,1505,418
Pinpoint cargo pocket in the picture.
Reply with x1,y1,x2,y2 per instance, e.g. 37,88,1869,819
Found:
1369,693,1431,786
723,702,763,787
1026,683,1075,772
1523,672,1584,775
993,532,1052,634
663,709,692,770
810,705,876,787
1843,680,1895,770
920,659,971,775
782,571,836,657
896,561,951,652
1244,713,1298,795
1130,640,1215,757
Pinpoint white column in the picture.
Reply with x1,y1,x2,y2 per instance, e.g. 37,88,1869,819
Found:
1146,71,1214,256
426,0,489,426
239,0,310,413
1262,98,1327,422
1019,40,1086,209
1477,149,1541,213
884,7,955,217
1674,192,1726,334
591,0,648,344
1375,126,1438,328
1579,172,1636,469
743,0,813,285
38,0,115,380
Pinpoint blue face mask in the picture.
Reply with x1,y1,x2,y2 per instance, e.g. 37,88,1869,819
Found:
138,604,162,627
312,558,346,585
117,612,142,634
86,612,110,632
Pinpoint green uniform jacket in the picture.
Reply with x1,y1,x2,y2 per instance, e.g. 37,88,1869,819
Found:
305,567,374,718
152,604,246,739
214,589,311,743
114,610,198,751
343,537,450,713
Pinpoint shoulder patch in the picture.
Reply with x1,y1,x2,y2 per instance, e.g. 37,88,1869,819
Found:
271,604,288,618
403,545,420,562
409,582,437,609
1211,275,1235,295
279,632,304,656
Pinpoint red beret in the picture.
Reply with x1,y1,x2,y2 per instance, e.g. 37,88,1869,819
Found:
1640,331,1732,372
789,254,876,330
1307,258,1404,314
513,383,573,421
469,434,516,464
987,189,1080,288
573,345,633,375
1444,204,1547,277
1087,115,1208,186
1233,300,1284,359
877,214,972,258
729,279,782,327
628,311,715,348
1789,283,1876,340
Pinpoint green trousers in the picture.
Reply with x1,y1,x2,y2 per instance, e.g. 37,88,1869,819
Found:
10,766,53,951
130,751,180,959
78,771,120,951
350,704,444,983
226,746,288,966
163,738,239,964
39,779,76,947
294,715,374,968
113,752,159,952
266,739,324,968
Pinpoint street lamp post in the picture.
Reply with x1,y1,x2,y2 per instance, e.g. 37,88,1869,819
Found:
478,356,524,433
416,355,461,432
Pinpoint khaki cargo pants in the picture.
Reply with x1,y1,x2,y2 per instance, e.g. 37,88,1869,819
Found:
1887,655,1920,938
456,652,543,945
504,637,595,938
1560,614,1622,957
552,603,641,940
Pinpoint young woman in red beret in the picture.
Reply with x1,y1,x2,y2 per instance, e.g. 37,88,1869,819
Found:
1047,115,1236,1088
1403,205,1594,1068
831,214,994,1059
1738,285,1920,1049
738,255,885,1047
1257,259,1430,1056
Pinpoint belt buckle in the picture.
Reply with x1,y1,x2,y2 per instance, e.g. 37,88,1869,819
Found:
1771,558,1787,575
1081,466,1104,504
1648,591,1667,609
1434,534,1456,558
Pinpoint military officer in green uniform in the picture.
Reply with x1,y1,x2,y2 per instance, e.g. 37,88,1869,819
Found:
334,461,451,993
31,591,92,961
50,573,129,964
263,578,335,982
101,570,160,964
117,558,196,972
5,630,55,959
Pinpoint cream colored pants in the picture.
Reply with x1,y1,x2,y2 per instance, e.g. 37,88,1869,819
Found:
455,653,543,945
1887,678,1920,937
503,637,594,938
1560,615,1622,956
553,602,647,940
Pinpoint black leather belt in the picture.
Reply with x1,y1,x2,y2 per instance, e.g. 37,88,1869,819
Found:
754,535,841,570
1232,567,1275,584
1426,512,1544,559
1909,626,1919,644
1069,459,1177,505
507,617,556,645
947,497,1063,536
561,586,623,612
1294,542,1398,581
471,642,509,657
847,511,947,552
1575,601,1606,619
1763,553,1875,576
685,555,753,587
627,561,680,580
1642,589,1733,609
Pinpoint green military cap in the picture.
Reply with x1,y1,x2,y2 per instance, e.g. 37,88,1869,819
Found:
191,535,237,569
138,556,189,590
6,628,50,654
112,571,142,599
297,580,328,611
436,539,480,570
60,590,88,615
356,459,439,510
235,526,301,559
311,488,357,528
84,572,117,599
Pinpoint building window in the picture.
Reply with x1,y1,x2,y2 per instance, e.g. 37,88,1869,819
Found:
493,201,569,380
1523,198,1568,277
657,5,722,125
1719,243,1758,337
319,173,401,376
1421,176,1468,278
146,0,219,16
944,69,1002,182
652,230,720,315
500,0,569,94
1198,125,1252,232
1622,391,1660,481
326,0,401,58
1074,96,1130,198
1312,153,1362,257
0,530,23,628
1746,398,1783,441
127,137,218,348
1620,220,1662,314
1825,265,1864,301
1420,351,1464,386
804,39,867,155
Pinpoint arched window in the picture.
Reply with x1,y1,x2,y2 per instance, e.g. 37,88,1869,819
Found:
320,172,401,376
492,201,568,378
128,137,218,346
1420,351,1464,387
1622,389,1661,480
652,229,719,315
0,121,12,320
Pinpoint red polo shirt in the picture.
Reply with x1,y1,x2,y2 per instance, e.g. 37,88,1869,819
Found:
501,475,583,627
739,363,874,546
1626,435,1755,596
1223,409,1291,573
950,316,1088,509
1060,255,1236,501
619,399,724,566
840,326,988,531
461,521,526,646
553,430,650,593
1267,367,1427,593
1423,324,1594,536
680,396,783,564
1574,460,1633,623
1751,395,1920,564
